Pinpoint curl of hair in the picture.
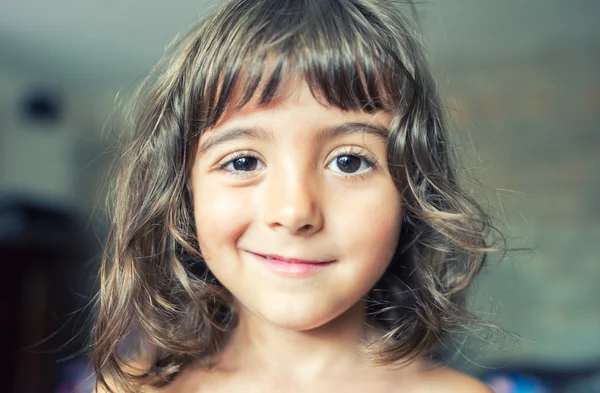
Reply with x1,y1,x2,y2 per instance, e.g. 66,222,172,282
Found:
92,0,505,391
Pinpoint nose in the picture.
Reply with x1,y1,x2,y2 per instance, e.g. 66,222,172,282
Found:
262,166,324,236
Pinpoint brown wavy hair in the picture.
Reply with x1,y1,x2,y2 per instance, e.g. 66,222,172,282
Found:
92,0,505,391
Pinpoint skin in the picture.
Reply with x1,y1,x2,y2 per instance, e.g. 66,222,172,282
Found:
148,79,492,393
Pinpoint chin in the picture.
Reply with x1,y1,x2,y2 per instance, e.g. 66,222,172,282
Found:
248,300,357,332
268,315,332,332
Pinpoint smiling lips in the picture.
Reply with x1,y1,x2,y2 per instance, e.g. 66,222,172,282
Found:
247,251,336,276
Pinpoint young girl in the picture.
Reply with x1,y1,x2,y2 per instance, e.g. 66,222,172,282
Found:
93,0,501,391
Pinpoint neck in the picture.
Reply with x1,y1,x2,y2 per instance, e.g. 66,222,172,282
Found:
215,300,378,380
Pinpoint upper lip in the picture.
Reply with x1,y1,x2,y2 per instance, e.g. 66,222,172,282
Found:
248,251,335,264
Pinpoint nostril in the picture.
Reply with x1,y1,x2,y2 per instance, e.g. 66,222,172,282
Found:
298,224,312,233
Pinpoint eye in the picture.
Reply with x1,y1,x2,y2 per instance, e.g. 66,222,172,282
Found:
229,156,259,171
219,152,265,174
326,150,376,176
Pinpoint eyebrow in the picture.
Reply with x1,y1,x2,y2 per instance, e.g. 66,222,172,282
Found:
197,126,273,155
316,122,389,144
197,121,389,155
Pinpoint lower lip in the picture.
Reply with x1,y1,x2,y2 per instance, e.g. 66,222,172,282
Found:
248,253,334,277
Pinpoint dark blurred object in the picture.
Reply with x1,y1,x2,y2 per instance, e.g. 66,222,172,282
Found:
485,372,550,393
0,197,95,393
482,362,600,393
20,88,64,125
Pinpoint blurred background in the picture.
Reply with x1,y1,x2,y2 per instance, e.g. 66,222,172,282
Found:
0,1,598,392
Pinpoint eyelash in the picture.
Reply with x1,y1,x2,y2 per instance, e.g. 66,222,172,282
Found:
216,147,380,179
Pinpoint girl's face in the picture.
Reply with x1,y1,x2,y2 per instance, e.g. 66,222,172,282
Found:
191,80,403,331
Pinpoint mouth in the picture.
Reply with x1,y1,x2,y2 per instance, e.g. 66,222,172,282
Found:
246,251,336,276
250,251,335,264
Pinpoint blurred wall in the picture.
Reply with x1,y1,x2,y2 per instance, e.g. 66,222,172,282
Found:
437,49,600,368
419,2,600,368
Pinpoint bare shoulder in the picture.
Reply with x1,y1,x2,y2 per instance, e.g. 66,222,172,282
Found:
406,363,493,393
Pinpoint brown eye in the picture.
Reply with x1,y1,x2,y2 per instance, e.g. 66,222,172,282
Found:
221,153,265,174
335,155,361,173
231,157,258,171
327,152,373,176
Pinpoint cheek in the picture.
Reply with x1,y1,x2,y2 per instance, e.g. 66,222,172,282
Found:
333,184,403,271
192,182,254,253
